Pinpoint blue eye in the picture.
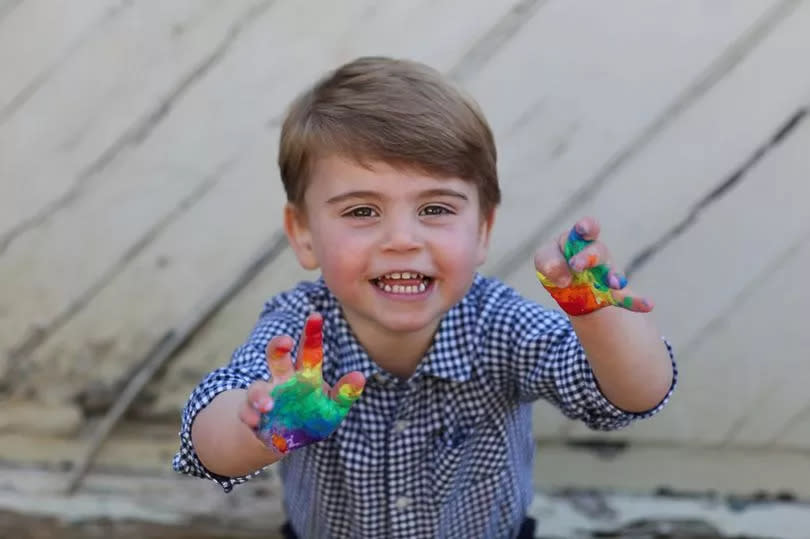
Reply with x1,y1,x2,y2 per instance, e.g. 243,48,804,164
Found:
420,205,452,216
345,206,377,218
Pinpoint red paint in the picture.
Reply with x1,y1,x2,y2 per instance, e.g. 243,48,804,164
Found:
304,316,323,348
546,283,608,316
271,341,292,358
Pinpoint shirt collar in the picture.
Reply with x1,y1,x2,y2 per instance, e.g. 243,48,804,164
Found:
416,277,479,382
315,281,381,384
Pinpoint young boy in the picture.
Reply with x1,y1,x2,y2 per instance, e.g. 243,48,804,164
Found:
174,57,676,539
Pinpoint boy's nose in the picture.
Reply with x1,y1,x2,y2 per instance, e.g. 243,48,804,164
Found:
380,217,422,252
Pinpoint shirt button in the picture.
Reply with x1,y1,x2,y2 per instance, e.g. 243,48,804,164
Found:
394,496,412,509
393,420,409,433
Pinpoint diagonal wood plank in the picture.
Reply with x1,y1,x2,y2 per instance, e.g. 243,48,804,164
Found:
0,0,269,245
0,0,274,365
489,0,810,440
718,231,810,448
0,0,527,371
3,0,534,413
476,0,790,276
0,0,123,118
138,246,317,420
574,110,810,446
478,0,792,437
775,324,810,447
502,0,809,293
0,0,23,23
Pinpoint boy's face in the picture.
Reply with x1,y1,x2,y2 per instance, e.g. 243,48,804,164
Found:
285,155,494,337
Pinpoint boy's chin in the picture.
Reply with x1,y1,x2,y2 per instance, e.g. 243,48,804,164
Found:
371,310,442,335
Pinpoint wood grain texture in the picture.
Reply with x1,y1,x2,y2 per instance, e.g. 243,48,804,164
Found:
0,0,120,117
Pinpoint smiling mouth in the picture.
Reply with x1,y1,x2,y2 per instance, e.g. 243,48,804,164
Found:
370,271,433,294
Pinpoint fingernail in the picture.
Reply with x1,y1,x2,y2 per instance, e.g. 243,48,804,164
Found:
270,342,291,359
306,315,323,335
570,257,584,271
609,273,627,289
256,396,273,413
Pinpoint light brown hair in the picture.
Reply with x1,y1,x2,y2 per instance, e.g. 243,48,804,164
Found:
278,56,500,214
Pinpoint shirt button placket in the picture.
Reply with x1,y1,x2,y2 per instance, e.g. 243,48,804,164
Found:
389,382,416,538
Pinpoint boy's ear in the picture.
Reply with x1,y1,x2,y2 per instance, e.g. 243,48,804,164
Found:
284,203,319,270
475,208,496,266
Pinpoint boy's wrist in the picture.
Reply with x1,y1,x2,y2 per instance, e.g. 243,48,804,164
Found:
192,389,283,477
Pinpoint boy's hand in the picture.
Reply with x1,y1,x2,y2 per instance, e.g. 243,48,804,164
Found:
534,217,653,316
238,313,365,455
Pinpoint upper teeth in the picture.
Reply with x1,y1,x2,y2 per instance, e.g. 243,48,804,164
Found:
381,272,424,280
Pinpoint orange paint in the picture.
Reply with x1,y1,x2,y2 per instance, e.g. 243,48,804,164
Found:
272,433,289,453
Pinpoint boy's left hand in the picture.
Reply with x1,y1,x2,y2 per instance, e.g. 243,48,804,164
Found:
534,217,653,316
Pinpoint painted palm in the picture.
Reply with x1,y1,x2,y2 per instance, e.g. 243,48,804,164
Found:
258,316,364,454
537,227,648,315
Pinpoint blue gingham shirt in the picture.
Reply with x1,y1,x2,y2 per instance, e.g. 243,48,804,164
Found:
174,274,676,538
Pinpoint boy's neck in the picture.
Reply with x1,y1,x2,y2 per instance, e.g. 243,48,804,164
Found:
342,311,440,380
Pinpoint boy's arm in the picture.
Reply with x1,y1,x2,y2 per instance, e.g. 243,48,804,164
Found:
191,388,281,477
173,340,276,491
176,311,365,489
534,217,675,412
570,307,673,412
173,306,297,491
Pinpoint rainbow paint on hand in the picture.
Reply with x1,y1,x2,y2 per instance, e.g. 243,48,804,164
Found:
258,316,364,454
537,227,641,316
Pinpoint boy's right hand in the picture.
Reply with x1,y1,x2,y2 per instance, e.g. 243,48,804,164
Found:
238,313,365,456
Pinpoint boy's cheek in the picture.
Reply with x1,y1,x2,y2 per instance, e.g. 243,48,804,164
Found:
475,235,491,266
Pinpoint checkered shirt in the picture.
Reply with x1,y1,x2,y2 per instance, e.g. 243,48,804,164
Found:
174,274,676,538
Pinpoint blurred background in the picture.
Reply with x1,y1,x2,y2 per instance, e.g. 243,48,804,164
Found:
1,1,809,537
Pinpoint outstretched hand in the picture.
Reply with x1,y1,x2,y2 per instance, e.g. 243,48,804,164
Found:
239,313,365,455
534,217,653,316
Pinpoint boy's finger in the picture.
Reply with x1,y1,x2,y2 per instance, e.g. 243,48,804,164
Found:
610,288,654,313
572,217,600,241
238,401,262,428
534,243,571,288
295,312,324,386
568,242,609,272
607,270,628,290
266,335,295,383
331,371,366,408
562,219,601,261
247,382,275,412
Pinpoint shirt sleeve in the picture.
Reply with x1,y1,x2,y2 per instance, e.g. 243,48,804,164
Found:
172,298,304,492
507,294,677,431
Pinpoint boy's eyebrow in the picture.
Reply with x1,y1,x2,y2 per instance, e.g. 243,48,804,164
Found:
325,188,469,204
417,188,468,201
325,190,382,204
